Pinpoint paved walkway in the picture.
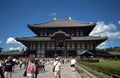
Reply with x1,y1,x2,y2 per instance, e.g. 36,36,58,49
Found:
12,63,81,78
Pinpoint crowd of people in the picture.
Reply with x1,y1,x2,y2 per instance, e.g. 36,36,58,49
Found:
0,56,76,78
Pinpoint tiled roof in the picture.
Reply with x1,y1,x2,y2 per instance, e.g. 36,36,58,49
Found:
71,36,107,41
16,37,51,41
96,52,120,55
109,52,120,55
79,50,94,55
16,36,107,41
0,51,25,55
28,20,96,28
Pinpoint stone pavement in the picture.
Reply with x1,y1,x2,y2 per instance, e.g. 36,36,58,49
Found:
12,63,81,78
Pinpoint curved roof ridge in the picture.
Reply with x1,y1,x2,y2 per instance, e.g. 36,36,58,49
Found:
28,20,54,26
27,19,96,27
71,19,95,24
51,30,70,37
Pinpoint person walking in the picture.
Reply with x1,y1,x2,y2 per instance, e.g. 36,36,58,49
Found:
19,59,23,69
4,56,15,78
70,58,76,71
34,60,39,78
0,59,4,78
41,59,45,72
53,57,61,78
27,58,36,78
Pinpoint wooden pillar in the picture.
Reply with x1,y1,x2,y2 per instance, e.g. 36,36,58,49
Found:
64,40,67,58
54,40,57,58
27,42,30,57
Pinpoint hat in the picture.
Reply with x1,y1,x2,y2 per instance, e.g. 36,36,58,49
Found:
56,57,60,60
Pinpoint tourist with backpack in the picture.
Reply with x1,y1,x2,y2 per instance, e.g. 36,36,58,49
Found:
27,58,36,78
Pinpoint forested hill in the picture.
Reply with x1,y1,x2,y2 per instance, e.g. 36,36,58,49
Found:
105,46,120,52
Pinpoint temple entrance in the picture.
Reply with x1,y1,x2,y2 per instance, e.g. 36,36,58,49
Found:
51,30,71,58
45,50,55,58
56,50,63,56
28,50,37,57
67,50,77,57
45,50,63,58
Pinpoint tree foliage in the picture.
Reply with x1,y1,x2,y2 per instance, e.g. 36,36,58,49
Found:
105,46,120,52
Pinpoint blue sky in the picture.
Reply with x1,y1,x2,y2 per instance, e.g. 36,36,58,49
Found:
0,0,120,51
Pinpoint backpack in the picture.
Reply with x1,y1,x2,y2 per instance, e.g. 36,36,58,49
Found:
27,63,36,73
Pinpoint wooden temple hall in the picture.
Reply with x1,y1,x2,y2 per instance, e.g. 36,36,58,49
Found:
16,17,107,58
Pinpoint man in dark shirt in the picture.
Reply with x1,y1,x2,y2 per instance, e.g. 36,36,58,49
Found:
4,56,15,78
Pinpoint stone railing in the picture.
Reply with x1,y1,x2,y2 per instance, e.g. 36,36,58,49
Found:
75,64,96,78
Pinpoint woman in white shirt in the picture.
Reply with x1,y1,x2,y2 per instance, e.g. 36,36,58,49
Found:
53,57,61,78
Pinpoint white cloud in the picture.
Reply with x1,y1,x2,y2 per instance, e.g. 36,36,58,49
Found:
96,42,107,49
9,47,15,51
90,21,120,39
90,21,120,49
9,47,22,51
6,37,25,51
6,37,24,46
118,21,120,25
50,12,56,17
97,40,116,49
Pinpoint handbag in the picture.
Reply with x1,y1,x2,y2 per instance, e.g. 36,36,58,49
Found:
23,70,27,76
53,62,59,72
52,66,55,72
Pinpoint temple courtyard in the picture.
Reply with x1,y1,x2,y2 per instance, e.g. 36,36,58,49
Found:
12,63,82,78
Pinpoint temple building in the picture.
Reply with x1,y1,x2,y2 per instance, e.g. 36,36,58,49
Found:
16,17,107,58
